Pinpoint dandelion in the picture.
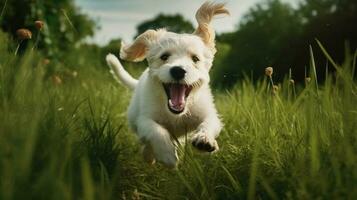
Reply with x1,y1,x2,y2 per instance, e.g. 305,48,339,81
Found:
305,77,311,84
72,71,78,78
305,77,311,88
265,67,273,77
265,66,275,93
81,82,88,89
42,59,50,65
289,79,296,99
16,28,32,40
15,29,32,55
121,192,127,200
33,20,44,51
52,75,62,85
271,85,279,96
132,189,140,200
272,85,279,95
35,20,44,30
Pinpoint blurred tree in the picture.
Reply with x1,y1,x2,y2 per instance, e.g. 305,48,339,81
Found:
0,0,95,57
215,0,301,87
215,0,357,88
294,0,357,80
210,42,231,88
100,38,147,76
102,38,122,56
135,14,194,37
0,30,10,61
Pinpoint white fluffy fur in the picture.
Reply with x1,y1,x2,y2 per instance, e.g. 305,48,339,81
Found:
106,2,228,168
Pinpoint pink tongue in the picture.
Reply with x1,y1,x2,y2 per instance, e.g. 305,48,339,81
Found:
169,84,186,109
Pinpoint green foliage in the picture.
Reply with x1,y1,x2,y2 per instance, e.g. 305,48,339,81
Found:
135,14,194,37
215,0,302,87
1,29,357,199
215,0,357,88
0,31,135,199
210,42,231,88
296,0,357,79
0,0,95,57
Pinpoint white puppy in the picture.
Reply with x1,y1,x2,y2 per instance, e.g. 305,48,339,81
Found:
106,2,229,168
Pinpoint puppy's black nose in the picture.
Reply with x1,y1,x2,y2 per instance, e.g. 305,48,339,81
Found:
170,66,186,80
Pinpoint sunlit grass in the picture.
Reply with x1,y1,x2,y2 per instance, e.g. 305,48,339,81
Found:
0,34,356,199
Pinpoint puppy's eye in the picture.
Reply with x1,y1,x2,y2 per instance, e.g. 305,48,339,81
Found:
192,55,200,63
160,53,170,61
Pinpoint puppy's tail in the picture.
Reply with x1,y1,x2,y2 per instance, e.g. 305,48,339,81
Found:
106,54,138,90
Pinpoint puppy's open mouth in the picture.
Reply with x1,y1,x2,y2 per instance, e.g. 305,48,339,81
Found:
163,83,193,114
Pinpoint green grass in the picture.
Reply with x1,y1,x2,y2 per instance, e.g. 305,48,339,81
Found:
0,32,356,199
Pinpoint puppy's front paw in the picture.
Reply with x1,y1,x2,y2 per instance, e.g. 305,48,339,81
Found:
191,133,219,152
155,150,178,169
151,142,178,168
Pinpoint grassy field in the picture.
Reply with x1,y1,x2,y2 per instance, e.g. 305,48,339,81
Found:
0,31,356,199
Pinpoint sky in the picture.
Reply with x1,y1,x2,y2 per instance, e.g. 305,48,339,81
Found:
75,0,297,45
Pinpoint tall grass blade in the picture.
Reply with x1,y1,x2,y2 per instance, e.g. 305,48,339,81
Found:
248,145,259,200
221,166,242,193
352,50,356,80
309,45,319,92
316,39,339,70
61,9,78,33
81,158,95,200
0,0,8,21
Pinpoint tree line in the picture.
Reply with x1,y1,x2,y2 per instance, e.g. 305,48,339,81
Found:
1,0,356,88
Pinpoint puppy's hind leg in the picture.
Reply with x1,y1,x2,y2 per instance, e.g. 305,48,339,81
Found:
142,143,155,165
137,118,178,168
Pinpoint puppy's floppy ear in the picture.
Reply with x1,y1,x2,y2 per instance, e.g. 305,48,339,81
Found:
120,29,162,62
194,2,229,53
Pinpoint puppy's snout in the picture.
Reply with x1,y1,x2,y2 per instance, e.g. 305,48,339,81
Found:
170,66,186,80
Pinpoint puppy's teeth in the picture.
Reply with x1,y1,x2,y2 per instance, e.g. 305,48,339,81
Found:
169,99,185,112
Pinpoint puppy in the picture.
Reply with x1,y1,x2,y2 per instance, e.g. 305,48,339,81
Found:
106,2,229,168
